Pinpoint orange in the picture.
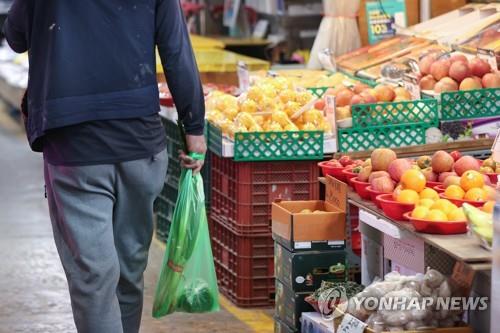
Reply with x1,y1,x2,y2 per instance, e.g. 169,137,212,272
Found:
397,189,420,204
483,186,496,201
412,206,430,219
401,169,426,192
426,209,448,222
431,199,456,215
420,188,440,201
464,188,488,202
448,208,466,222
483,201,495,214
418,198,435,208
460,170,484,191
444,185,465,200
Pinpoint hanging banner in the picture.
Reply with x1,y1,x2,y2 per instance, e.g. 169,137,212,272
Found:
366,0,407,44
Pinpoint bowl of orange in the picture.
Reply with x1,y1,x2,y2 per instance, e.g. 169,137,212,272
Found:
403,212,467,234
377,193,415,221
351,177,370,200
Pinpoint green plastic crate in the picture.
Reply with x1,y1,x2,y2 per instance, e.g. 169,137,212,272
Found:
350,99,439,128
307,87,328,98
208,122,324,161
440,88,500,121
338,122,431,152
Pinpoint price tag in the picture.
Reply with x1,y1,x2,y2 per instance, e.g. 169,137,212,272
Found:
318,49,336,72
403,73,421,100
478,48,498,72
337,313,367,333
325,95,337,138
237,61,250,92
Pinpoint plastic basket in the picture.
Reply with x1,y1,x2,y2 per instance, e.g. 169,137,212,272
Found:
350,99,439,128
307,87,329,98
338,122,431,153
440,88,500,121
211,154,320,234
210,215,275,307
209,122,324,162
234,131,324,162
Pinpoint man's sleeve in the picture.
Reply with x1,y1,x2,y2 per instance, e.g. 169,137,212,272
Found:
156,0,204,135
3,0,30,53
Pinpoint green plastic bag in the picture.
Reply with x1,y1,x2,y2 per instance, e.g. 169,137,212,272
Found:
152,156,220,318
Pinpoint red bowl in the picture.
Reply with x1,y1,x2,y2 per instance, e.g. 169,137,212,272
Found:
438,193,485,208
366,186,387,208
484,173,498,185
434,184,446,193
318,161,346,181
342,169,359,187
426,181,442,188
377,194,415,221
351,177,370,200
403,212,467,234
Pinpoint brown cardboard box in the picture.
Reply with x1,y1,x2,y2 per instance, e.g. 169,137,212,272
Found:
272,199,346,252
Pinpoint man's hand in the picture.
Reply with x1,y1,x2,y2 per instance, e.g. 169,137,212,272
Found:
179,134,207,174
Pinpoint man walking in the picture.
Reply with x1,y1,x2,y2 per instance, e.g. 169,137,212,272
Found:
4,1,206,332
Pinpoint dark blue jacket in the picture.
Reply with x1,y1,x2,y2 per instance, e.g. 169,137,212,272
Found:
4,0,205,152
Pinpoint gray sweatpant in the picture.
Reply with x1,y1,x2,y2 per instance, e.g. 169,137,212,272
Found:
43,149,168,333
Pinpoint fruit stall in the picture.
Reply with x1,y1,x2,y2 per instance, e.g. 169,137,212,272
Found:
147,4,500,333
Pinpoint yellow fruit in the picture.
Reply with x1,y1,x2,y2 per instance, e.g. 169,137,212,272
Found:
460,170,484,191
426,209,448,222
448,208,466,222
444,185,465,200
419,188,439,201
397,190,420,204
412,206,430,219
418,198,435,208
464,188,488,202
431,199,456,215
401,169,427,192
483,201,495,213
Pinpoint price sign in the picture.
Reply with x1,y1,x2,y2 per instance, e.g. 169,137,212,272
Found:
337,313,367,333
478,48,498,72
403,73,421,100
237,61,250,92
325,95,337,138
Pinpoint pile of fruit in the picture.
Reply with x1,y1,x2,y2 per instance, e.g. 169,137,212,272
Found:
205,77,332,138
480,156,500,175
250,71,356,89
312,83,412,123
418,52,500,93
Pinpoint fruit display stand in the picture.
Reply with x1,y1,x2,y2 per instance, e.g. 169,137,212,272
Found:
319,176,492,333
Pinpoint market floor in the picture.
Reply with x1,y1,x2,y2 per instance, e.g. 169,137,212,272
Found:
0,122,273,333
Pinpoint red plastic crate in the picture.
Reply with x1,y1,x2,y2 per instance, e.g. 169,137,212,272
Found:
210,214,275,307
211,155,320,234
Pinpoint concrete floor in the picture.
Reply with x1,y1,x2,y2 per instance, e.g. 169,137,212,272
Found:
0,121,273,333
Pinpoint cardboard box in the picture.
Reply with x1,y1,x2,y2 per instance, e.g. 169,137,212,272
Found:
275,280,314,330
274,242,347,292
272,182,346,252
274,317,298,333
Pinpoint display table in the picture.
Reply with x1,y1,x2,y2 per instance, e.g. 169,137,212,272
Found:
319,176,492,332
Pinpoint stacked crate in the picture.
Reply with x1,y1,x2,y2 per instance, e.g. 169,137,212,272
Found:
209,155,321,307
154,116,211,243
